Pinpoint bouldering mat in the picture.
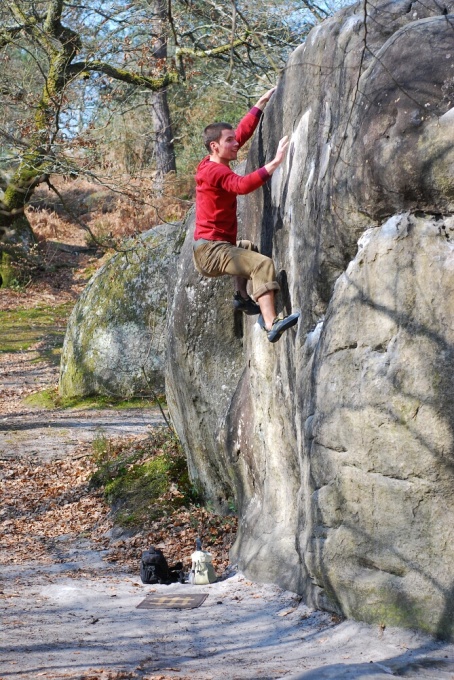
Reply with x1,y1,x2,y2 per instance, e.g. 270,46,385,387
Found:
136,593,208,609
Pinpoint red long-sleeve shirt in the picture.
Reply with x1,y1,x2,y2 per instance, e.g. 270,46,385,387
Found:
194,107,271,245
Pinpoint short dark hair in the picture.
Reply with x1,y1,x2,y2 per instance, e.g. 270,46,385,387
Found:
203,122,233,153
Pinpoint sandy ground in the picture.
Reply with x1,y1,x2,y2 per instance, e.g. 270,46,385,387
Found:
3,419,454,680
2,303,454,679
0,408,165,462
0,341,165,462
2,547,454,680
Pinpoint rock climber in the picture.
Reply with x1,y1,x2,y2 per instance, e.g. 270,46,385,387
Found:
193,87,300,343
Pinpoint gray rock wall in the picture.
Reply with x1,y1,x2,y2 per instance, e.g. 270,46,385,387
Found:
166,0,454,637
166,198,247,507
302,214,454,636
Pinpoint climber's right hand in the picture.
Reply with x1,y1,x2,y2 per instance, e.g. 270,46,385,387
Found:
264,135,289,175
275,135,289,164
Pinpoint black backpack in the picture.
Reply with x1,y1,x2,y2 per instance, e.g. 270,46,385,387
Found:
140,547,170,584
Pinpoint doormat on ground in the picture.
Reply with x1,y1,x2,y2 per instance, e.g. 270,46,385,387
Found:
136,593,209,609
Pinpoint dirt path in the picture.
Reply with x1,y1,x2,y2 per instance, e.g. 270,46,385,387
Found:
2,301,454,679
0,333,164,461
0,407,164,462
3,548,454,680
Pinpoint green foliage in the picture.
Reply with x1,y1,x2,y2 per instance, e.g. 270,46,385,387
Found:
23,388,57,409
23,388,163,410
0,303,72,355
89,429,201,527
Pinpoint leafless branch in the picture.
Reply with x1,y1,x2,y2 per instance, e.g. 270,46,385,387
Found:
67,60,179,89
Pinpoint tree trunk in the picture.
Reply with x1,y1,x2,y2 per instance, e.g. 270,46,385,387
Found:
0,3,81,286
0,167,41,287
0,253,15,288
152,88,176,176
0,161,41,249
150,0,176,192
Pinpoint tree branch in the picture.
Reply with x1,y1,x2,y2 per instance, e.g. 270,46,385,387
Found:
175,33,249,58
43,0,64,34
0,24,28,50
67,60,179,89
300,0,329,23
0,126,30,150
8,2,57,55
226,0,237,83
234,8,280,73
0,9,48,53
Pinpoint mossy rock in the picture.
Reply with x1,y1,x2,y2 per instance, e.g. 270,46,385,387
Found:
59,222,184,398
89,429,200,527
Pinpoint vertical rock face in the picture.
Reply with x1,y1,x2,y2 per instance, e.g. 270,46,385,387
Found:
166,0,454,637
166,199,247,509
303,214,454,636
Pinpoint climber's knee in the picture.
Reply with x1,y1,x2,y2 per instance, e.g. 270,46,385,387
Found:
252,279,280,301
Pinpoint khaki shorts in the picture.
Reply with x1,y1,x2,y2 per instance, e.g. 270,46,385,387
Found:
193,239,280,301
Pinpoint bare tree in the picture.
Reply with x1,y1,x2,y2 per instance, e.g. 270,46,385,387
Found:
0,2,177,251
0,0,317,282
149,0,177,191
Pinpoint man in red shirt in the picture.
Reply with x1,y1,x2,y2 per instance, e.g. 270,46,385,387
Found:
193,87,300,343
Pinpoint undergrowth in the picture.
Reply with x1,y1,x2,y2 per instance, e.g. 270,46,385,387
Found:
0,303,73,356
89,428,202,527
23,386,165,411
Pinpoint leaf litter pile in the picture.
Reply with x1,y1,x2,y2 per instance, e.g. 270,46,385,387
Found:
0,428,237,576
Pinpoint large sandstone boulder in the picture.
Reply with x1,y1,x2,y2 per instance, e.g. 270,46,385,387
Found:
166,197,247,506
302,213,454,635
60,223,181,398
166,0,454,638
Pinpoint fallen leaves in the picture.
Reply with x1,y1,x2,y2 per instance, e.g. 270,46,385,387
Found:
277,607,296,617
105,503,237,575
0,436,237,577
0,450,111,565
0,247,237,581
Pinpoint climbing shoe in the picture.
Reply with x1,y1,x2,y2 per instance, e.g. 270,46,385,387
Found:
257,312,300,343
233,292,261,316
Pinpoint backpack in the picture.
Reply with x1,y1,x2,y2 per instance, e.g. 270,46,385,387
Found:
168,562,186,584
140,546,170,584
190,549,217,585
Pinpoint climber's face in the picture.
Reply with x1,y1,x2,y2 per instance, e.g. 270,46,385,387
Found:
210,128,239,165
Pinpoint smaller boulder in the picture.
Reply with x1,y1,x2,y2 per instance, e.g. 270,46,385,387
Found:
59,222,182,398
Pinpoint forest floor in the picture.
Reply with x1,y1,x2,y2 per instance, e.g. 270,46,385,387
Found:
2,186,454,680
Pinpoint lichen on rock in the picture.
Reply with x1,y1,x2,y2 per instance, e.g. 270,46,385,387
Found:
60,222,182,398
